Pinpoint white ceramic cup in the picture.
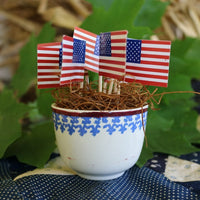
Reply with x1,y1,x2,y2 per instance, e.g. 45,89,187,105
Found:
52,103,148,181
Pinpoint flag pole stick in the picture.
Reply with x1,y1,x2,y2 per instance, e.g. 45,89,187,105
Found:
113,79,118,94
70,81,72,93
99,75,103,92
80,82,84,89
117,83,121,95
103,81,107,93
108,79,114,94
85,75,89,85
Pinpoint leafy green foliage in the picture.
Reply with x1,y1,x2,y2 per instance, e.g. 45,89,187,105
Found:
136,144,154,167
37,89,54,118
134,0,169,30
6,122,56,167
11,23,56,97
82,0,152,38
86,0,115,10
0,23,56,167
0,89,30,157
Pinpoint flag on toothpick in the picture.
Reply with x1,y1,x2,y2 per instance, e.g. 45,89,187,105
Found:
99,30,128,80
73,27,99,73
125,39,171,87
37,42,62,89
60,35,86,85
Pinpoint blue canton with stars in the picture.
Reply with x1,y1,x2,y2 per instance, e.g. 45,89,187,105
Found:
72,39,86,63
126,39,142,63
94,35,100,56
52,112,147,136
100,32,111,56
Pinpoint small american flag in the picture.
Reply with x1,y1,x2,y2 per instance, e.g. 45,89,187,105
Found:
99,30,128,80
37,42,62,89
73,27,99,73
125,39,171,87
60,36,86,85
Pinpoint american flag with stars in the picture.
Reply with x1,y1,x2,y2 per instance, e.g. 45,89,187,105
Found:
73,27,100,73
37,42,62,89
60,35,86,85
125,39,171,87
99,30,128,80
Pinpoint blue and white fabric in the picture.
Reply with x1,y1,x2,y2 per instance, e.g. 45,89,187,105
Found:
0,153,200,200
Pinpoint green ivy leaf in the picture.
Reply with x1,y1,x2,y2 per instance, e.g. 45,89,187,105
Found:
147,110,174,132
178,109,200,144
11,23,56,97
28,102,44,122
134,0,169,30
6,121,56,167
37,23,56,44
186,39,200,61
137,145,154,167
171,37,196,59
37,89,54,118
148,129,198,156
83,0,152,38
0,89,30,157
11,35,37,97
0,23,56,165
86,0,114,10
146,110,199,155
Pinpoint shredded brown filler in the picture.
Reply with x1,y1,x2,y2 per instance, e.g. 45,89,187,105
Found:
51,81,161,111
52,80,200,111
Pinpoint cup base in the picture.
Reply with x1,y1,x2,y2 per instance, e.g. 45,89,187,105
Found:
77,171,125,181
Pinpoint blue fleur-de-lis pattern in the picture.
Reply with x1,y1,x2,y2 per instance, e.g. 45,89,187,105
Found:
52,111,147,136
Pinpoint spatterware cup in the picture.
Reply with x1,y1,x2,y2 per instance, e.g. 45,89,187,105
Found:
52,103,148,180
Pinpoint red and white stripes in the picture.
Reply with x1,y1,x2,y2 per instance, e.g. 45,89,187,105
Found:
73,27,99,73
60,36,85,85
37,28,171,89
37,42,61,89
99,30,128,80
125,40,171,87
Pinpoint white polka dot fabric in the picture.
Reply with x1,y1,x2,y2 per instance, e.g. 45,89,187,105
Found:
0,157,199,200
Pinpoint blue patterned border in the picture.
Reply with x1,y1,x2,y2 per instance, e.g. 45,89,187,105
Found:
53,112,147,136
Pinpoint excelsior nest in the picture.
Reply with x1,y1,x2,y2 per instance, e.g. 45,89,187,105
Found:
52,81,159,111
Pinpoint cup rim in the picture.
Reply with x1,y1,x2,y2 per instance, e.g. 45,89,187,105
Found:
52,103,148,118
